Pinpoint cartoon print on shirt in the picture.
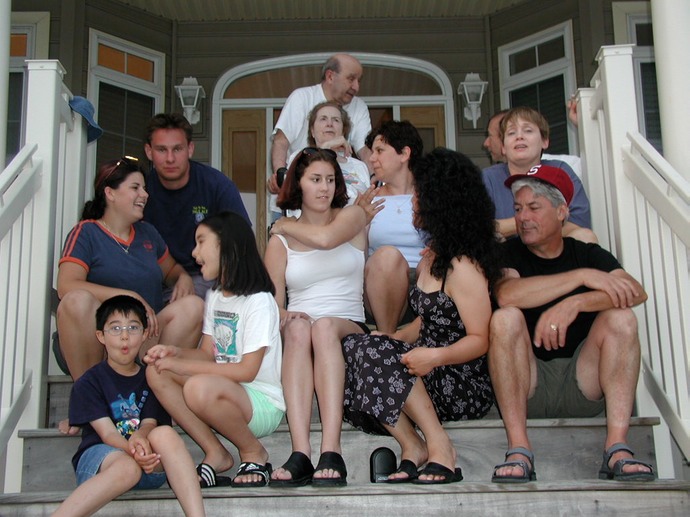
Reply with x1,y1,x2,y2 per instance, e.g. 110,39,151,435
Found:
111,391,147,438
213,310,240,363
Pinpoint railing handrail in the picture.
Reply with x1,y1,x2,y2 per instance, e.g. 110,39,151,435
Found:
627,130,690,203
0,143,38,198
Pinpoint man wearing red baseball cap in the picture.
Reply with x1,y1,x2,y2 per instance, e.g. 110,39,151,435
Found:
488,170,655,483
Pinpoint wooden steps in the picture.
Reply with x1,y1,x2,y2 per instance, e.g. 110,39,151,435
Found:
1,480,689,516
7,376,688,515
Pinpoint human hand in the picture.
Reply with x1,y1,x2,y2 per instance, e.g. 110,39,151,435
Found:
533,299,579,350
268,172,281,194
321,136,352,156
355,184,384,224
132,295,159,337
280,311,313,328
567,95,578,127
143,344,179,364
581,269,639,308
400,347,438,377
130,436,160,474
270,216,298,235
170,272,195,302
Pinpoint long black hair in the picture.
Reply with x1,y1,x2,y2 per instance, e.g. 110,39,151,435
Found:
199,212,275,296
413,147,502,290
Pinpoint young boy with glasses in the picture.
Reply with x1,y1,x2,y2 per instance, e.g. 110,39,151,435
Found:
53,295,205,517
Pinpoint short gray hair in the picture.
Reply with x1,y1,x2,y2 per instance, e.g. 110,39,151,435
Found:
511,178,569,220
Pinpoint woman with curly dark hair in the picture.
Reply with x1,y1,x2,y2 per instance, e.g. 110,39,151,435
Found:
342,147,500,485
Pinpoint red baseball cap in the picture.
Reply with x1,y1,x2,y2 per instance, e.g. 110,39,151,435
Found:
504,164,574,205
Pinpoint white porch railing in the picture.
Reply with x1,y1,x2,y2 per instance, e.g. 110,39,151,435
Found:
0,60,89,493
577,45,690,479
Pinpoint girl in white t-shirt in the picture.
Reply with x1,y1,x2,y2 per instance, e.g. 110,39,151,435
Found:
145,212,284,489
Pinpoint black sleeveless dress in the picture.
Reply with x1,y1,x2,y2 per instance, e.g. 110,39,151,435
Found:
342,283,493,435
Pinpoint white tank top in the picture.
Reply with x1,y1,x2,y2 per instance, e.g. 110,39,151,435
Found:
277,235,365,322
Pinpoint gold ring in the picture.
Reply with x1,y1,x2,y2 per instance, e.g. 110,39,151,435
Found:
550,323,558,332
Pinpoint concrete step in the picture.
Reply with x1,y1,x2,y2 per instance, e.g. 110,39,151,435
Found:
19,417,659,492
1,480,689,516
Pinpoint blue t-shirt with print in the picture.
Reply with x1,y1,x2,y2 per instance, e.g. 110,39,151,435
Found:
144,160,250,275
69,361,170,471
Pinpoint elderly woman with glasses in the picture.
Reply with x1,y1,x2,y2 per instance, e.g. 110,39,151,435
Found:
56,156,204,386
264,147,378,487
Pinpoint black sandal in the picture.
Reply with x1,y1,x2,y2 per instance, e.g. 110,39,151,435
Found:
270,451,315,487
196,463,232,488
312,451,347,487
386,459,420,484
230,461,272,488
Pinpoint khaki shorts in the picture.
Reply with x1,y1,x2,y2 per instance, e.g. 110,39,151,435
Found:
527,340,606,418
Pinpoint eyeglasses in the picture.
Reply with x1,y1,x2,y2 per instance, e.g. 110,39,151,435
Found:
103,325,144,336
115,155,139,169
98,155,141,189
300,147,337,160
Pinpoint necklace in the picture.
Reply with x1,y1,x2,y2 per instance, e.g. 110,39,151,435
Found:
99,219,131,254
393,196,411,214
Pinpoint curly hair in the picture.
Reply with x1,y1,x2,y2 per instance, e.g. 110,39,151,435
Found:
277,148,348,211
81,157,144,221
412,147,502,290
366,120,423,170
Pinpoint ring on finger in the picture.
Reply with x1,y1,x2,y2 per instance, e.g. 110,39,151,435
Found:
550,323,558,332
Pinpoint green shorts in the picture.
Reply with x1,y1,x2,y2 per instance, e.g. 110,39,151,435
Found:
244,385,284,438
527,340,606,418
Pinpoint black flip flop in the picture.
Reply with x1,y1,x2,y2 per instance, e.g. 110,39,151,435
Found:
385,459,420,484
197,463,232,488
312,451,347,487
411,462,463,485
369,447,397,483
270,451,315,487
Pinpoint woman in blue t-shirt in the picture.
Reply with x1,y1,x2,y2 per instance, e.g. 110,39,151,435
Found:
57,156,204,385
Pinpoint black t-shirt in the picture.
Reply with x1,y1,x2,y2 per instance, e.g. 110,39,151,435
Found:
500,237,622,361
69,361,170,470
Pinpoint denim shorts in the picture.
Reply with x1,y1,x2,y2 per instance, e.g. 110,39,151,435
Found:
76,443,167,490
244,385,285,438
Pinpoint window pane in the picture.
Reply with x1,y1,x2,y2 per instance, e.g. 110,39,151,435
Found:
10,34,28,57
635,23,654,47
98,44,126,73
232,131,257,193
537,37,565,66
97,83,155,167
6,72,24,165
510,75,568,154
509,47,537,75
225,65,441,99
640,62,662,153
127,54,154,82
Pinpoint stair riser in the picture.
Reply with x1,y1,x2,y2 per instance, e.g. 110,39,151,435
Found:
21,422,655,491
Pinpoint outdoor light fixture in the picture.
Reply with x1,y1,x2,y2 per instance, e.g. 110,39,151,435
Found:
458,73,488,129
175,76,206,125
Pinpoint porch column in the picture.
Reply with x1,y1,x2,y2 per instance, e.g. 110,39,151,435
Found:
651,0,690,179
0,0,10,166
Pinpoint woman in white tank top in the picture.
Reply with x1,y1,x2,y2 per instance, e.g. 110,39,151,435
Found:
264,147,374,487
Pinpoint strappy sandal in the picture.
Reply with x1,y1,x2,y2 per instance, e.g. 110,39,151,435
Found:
270,451,315,487
312,451,347,487
598,443,655,481
491,447,537,483
230,461,272,488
